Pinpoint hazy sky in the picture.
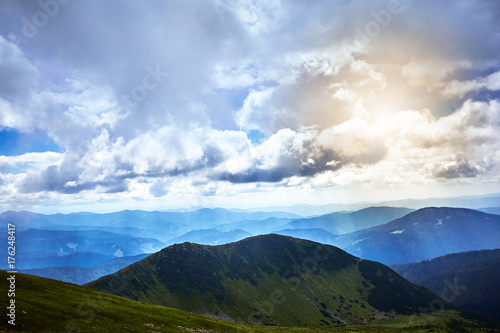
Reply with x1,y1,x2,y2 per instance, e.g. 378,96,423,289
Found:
0,0,499,213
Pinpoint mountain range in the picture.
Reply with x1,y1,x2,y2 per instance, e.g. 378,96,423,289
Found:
3,205,500,285
478,207,500,215
0,208,299,272
0,228,164,270
280,207,414,235
274,228,338,244
1,207,499,331
0,208,300,238
19,253,150,285
166,228,253,246
333,207,500,264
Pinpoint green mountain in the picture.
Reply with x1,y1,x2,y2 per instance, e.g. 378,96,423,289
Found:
392,249,500,320
1,270,498,333
88,234,445,327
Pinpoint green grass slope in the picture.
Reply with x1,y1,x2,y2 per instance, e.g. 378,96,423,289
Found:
1,270,498,332
89,235,451,327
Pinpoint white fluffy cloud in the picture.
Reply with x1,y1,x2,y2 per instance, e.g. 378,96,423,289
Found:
0,0,499,211
442,71,500,97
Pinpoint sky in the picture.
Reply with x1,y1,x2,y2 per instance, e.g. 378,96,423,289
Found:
0,0,499,213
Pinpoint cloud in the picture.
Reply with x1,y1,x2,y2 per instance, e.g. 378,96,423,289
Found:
0,35,39,100
1,0,500,210
0,151,62,171
13,122,388,193
442,71,500,98
432,156,484,179
214,122,390,184
215,128,340,183
317,118,387,164
15,126,251,194
0,34,127,159
22,165,75,194
234,58,386,136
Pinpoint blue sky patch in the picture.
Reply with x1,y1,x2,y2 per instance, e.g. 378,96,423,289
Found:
0,127,61,156
247,130,265,146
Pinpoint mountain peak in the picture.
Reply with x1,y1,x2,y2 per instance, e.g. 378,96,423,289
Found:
335,206,500,264
88,234,440,326
412,206,491,214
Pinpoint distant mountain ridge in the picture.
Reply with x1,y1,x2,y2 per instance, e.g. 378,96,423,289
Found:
19,253,150,285
0,228,165,270
214,217,294,234
274,228,337,244
0,208,300,228
166,229,252,246
88,234,442,326
377,193,500,210
282,207,414,234
333,207,500,264
0,208,301,272
478,207,500,215
16,251,114,269
5,206,500,283
0,208,300,242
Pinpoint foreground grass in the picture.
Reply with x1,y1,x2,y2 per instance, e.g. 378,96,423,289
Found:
0,271,498,332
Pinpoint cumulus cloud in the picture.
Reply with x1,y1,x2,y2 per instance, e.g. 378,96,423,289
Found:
0,152,62,172
215,128,340,183
432,156,484,179
234,60,383,135
441,71,500,98
0,34,39,100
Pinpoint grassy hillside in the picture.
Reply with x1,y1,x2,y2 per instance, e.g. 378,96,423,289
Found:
392,249,500,320
89,235,447,327
1,270,499,332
